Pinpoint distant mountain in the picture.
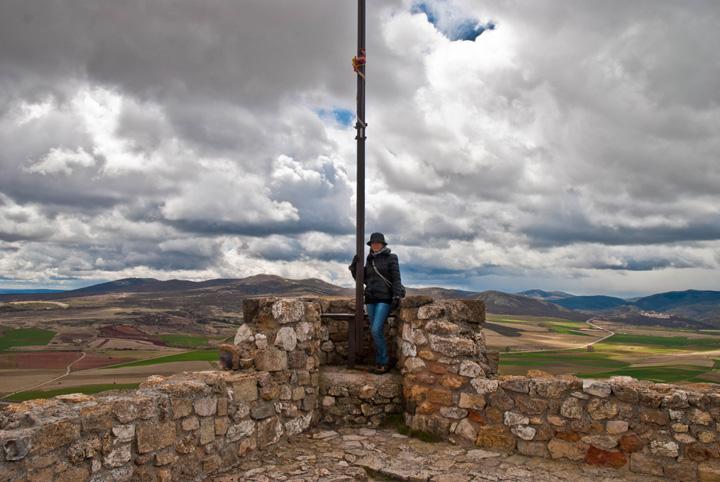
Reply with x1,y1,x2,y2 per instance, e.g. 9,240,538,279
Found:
552,295,628,311
633,290,720,311
0,289,65,294
474,291,587,321
631,290,720,324
518,289,575,300
3,277,719,326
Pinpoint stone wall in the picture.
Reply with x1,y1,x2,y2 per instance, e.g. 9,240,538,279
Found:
0,370,315,482
395,298,498,439
463,373,720,480
319,366,402,427
0,297,324,482
6,294,720,481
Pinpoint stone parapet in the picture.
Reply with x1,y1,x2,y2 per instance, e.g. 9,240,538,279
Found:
0,370,315,481
465,372,720,480
319,366,402,427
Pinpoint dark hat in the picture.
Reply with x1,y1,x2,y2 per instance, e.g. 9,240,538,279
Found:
367,232,387,246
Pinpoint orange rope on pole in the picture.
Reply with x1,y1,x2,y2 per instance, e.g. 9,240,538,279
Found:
352,48,366,79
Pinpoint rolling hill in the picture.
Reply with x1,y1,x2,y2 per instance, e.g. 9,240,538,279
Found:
474,291,588,321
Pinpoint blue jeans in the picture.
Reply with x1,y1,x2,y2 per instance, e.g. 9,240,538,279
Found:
366,302,391,365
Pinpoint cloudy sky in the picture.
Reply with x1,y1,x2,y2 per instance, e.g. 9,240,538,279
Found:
1,0,719,297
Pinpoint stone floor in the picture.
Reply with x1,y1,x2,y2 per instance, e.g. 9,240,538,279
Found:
208,426,665,482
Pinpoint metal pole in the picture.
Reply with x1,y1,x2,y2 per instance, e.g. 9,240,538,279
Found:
351,0,366,368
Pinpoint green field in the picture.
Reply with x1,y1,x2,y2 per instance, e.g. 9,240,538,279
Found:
0,328,56,351
104,350,218,369
6,383,140,402
601,333,720,349
577,366,710,383
501,349,630,369
159,334,210,348
497,318,720,383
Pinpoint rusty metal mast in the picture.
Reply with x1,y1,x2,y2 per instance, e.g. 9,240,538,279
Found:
350,0,366,367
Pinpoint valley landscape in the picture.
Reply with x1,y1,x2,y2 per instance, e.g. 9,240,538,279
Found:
1,276,719,401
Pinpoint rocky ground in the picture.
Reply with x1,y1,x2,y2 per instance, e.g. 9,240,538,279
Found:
208,426,665,482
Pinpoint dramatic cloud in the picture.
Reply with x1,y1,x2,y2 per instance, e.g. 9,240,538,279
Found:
0,0,719,296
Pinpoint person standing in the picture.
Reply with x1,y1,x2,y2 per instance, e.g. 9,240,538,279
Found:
349,232,403,373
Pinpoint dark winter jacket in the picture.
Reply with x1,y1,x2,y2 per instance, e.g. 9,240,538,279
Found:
348,246,402,304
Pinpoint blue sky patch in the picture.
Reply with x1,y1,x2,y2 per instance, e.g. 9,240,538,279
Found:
411,0,495,42
315,107,354,127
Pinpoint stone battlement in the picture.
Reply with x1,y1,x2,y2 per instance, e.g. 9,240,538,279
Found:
2,295,720,481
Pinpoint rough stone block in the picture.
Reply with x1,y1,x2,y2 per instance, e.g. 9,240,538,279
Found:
136,420,176,454
33,420,81,454
255,348,288,372
232,376,258,402
194,397,218,417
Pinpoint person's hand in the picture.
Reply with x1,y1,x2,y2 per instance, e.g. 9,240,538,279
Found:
391,297,401,313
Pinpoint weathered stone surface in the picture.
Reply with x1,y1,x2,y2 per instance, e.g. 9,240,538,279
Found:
504,411,529,426
581,435,618,450
689,408,714,426
517,440,548,458
113,396,156,423
630,453,664,476
511,425,536,441
226,420,255,442
532,379,571,399
698,461,720,482
103,444,131,468
440,407,468,420
514,395,548,415
254,333,268,349
417,304,444,320
194,397,218,417
112,424,135,442
424,319,461,335
663,390,690,409
200,417,215,445
639,407,669,425
606,420,629,434
154,449,178,466
402,357,426,373
358,385,377,400
664,460,699,482
618,433,644,453
274,327,298,351
560,397,584,419
81,403,113,432
548,438,585,461
295,322,313,342
428,334,476,357
251,402,277,420
33,420,81,454
587,398,618,420
255,348,288,372
476,425,516,452
459,360,484,378
650,439,679,457
272,299,305,324
136,420,176,454
585,446,626,468
458,392,486,411
284,413,312,436
234,324,254,344
499,376,530,394
471,378,499,395
582,380,611,398
454,418,478,441
257,417,283,447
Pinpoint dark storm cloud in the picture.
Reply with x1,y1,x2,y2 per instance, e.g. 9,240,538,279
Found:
0,0,719,292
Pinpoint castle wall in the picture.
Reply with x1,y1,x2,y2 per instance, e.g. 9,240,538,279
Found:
4,295,720,481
